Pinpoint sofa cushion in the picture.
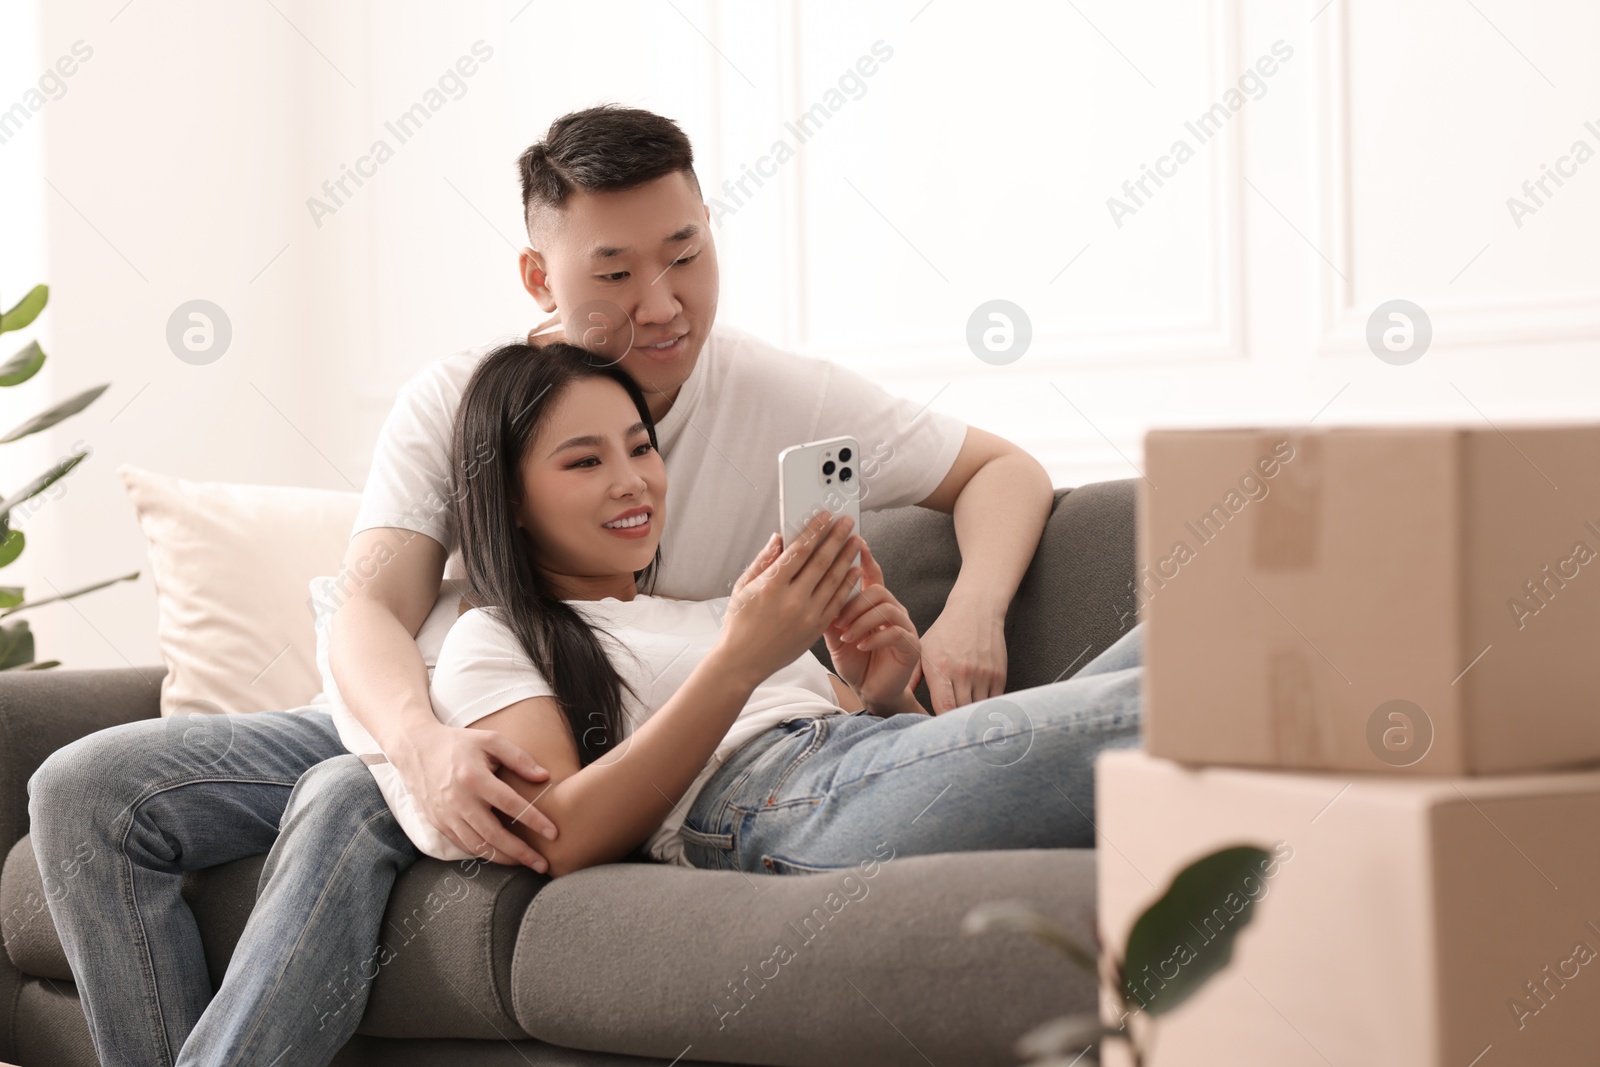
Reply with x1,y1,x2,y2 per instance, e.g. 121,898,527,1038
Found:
117,464,362,717
10,976,100,1067
2,835,70,980
509,847,1099,1067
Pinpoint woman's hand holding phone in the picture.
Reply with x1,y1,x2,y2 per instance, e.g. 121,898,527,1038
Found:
714,510,863,688
822,540,921,712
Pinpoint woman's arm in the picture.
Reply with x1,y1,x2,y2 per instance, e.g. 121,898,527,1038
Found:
827,671,865,712
469,643,765,877
827,671,930,716
868,687,931,716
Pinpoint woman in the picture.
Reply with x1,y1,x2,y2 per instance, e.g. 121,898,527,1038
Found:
369,339,1142,876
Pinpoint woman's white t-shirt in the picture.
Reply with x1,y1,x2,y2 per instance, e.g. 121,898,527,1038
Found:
368,593,844,866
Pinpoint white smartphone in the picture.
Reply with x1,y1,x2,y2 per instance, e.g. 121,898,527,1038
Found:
779,435,863,600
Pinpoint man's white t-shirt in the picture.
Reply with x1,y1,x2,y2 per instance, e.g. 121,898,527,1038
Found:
383,595,842,866
325,321,968,859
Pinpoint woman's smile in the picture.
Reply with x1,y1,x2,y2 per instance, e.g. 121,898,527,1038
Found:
602,505,654,539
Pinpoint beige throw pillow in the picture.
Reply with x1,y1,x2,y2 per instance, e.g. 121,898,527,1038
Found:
118,464,360,717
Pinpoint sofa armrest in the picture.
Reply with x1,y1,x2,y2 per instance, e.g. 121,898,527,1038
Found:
0,666,165,855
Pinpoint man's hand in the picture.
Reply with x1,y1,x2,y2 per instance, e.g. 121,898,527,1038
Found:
909,600,1009,715
391,721,560,871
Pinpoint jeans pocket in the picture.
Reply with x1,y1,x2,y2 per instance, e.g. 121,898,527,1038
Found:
760,716,834,806
677,817,738,870
677,823,735,851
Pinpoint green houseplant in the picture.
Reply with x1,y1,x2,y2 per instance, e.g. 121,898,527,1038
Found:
963,844,1274,1066
1,283,138,669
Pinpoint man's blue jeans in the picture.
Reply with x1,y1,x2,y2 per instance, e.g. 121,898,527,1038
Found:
680,622,1144,873
26,708,419,1067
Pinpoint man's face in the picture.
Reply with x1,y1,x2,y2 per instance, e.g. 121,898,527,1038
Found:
520,171,720,415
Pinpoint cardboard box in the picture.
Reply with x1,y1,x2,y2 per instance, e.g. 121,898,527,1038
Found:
1139,423,1600,775
1096,749,1600,1066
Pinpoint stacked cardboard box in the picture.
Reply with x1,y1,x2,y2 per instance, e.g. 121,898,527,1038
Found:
1098,424,1600,1065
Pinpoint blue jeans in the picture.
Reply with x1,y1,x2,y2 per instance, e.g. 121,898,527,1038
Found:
680,622,1144,873
26,708,419,1067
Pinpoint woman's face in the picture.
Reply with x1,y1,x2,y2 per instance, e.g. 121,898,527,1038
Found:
514,378,666,598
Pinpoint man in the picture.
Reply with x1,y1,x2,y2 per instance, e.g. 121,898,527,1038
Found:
29,105,1055,1066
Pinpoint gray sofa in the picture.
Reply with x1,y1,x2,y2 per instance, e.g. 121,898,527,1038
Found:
0,478,1138,1067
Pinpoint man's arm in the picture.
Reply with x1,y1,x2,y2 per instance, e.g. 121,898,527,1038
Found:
912,425,1054,713
327,527,556,870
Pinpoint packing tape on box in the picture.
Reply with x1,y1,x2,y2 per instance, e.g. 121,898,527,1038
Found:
1267,646,1328,763
1252,431,1321,570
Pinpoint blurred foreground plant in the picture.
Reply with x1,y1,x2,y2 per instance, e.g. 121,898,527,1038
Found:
963,844,1272,1066
1,284,138,668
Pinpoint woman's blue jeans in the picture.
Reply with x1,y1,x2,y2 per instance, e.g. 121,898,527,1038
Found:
680,622,1144,873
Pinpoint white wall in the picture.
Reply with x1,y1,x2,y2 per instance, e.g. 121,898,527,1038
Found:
9,0,1598,669
0,0,49,578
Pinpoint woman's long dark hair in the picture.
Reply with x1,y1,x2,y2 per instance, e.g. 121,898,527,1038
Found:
449,340,661,767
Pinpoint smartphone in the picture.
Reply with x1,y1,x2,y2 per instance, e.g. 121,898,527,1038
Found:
779,435,863,600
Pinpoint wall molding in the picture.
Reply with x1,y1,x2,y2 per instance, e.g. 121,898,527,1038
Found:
777,0,1248,373
1313,0,1600,355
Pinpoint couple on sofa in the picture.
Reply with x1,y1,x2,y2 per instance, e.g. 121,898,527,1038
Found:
27,105,1143,1067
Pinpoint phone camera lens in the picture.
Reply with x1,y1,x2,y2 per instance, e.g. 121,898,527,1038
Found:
839,447,852,462
822,460,835,476
839,466,853,483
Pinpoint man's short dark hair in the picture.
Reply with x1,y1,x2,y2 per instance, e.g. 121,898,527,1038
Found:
517,105,701,242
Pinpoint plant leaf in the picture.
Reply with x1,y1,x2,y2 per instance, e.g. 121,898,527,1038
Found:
3,659,60,670
0,384,108,444
0,340,46,387
0,586,21,608
1119,845,1273,1016
0,570,138,617
0,530,23,569
0,450,90,527
0,285,47,335
0,619,34,670
962,899,1099,974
